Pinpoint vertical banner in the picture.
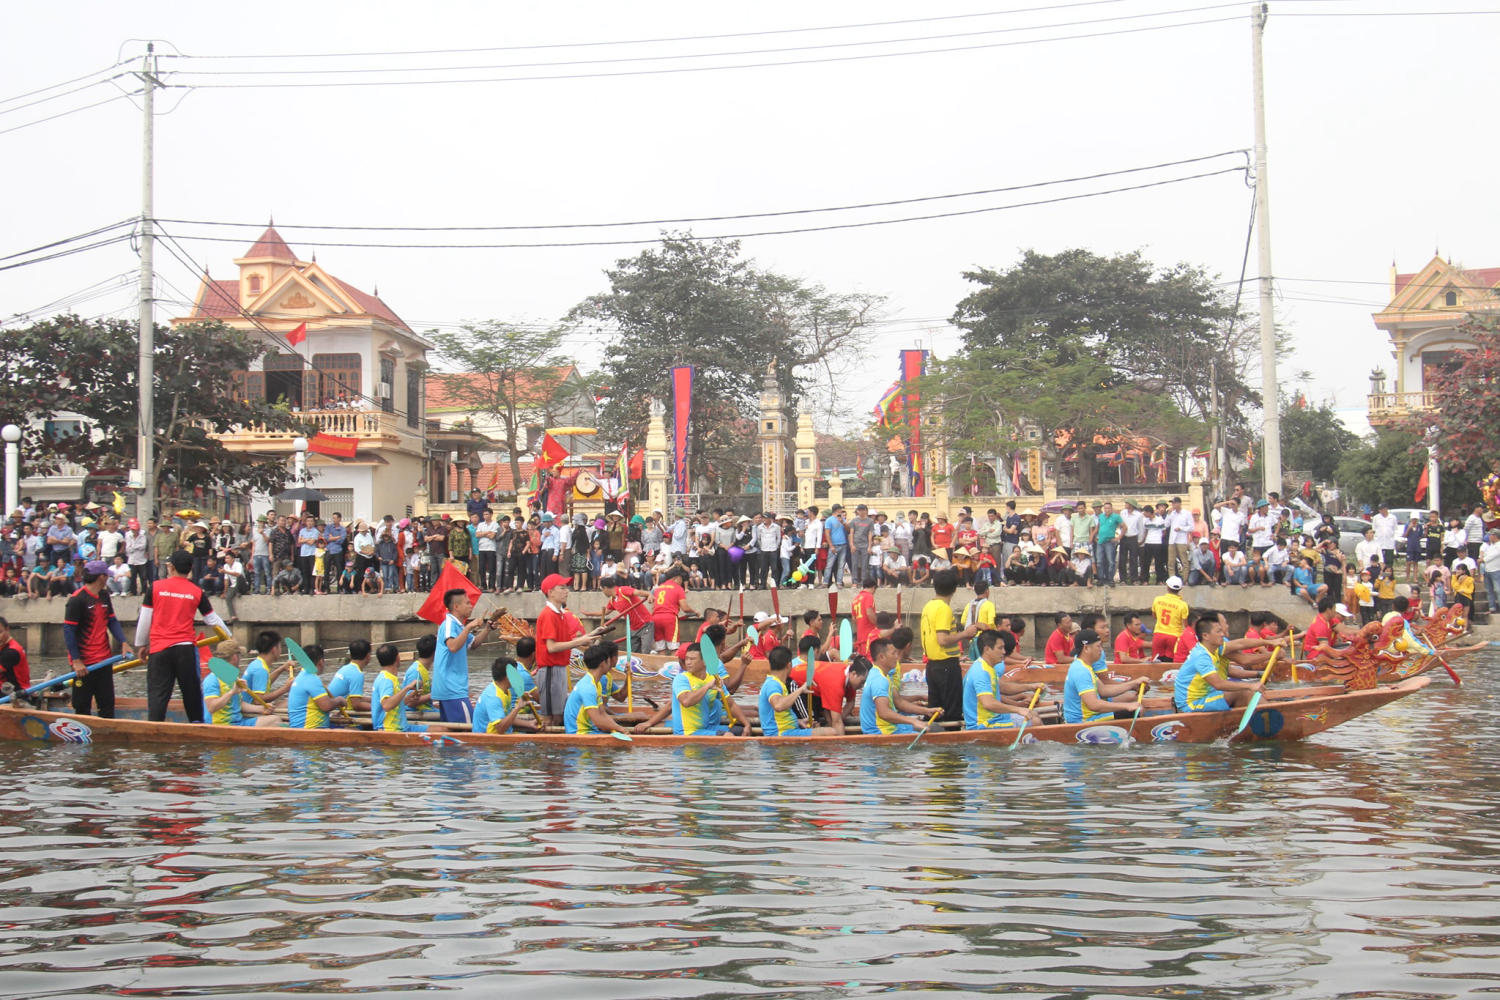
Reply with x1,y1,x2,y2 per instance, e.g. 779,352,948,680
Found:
670,365,694,495
900,349,927,496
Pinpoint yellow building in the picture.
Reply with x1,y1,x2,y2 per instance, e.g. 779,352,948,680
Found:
177,226,432,519
1368,255,1500,508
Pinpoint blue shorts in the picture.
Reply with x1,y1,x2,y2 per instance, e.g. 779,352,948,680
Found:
403,723,428,733
232,717,258,727
975,714,1023,730
1188,692,1229,712
687,725,730,736
773,727,814,737
435,698,472,724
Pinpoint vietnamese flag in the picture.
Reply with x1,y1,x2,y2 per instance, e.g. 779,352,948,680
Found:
287,322,307,346
1414,465,1429,504
308,433,358,458
417,562,481,624
537,432,569,470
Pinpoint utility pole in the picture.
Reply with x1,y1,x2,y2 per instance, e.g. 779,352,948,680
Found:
136,43,159,522
1251,3,1281,500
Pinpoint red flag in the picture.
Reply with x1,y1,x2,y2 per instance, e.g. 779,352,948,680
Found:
628,447,644,480
1414,464,1429,504
287,322,307,346
537,432,569,470
308,433,358,458
417,562,481,624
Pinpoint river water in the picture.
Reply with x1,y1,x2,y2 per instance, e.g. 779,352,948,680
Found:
1,652,1496,999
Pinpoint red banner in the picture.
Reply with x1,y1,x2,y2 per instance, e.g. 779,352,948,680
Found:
308,432,358,458
900,349,927,496
417,562,481,624
537,432,570,470
671,366,694,495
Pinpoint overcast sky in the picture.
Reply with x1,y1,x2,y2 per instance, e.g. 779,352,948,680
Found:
4,1,1497,441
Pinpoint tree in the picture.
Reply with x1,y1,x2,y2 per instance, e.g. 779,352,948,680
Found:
0,314,308,499
428,323,584,494
1334,430,1427,510
1399,316,1500,506
566,234,880,492
1279,395,1360,482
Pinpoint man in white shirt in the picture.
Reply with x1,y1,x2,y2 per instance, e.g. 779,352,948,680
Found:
1265,538,1291,584
753,513,782,589
1464,505,1487,561
1354,528,1382,576
1118,501,1145,584
1217,502,1245,550
1371,504,1400,567
1247,500,1275,554
1479,529,1500,617
1165,496,1196,581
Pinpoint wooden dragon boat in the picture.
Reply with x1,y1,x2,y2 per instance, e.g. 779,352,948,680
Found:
0,676,1430,748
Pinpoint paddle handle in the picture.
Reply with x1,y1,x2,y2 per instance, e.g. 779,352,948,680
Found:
906,707,943,749
2,654,126,704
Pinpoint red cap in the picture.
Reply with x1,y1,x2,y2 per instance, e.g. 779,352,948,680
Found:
540,573,570,594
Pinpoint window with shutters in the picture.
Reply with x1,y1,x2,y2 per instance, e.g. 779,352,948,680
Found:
406,367,421,429
312,353,362,408
379,357,396,414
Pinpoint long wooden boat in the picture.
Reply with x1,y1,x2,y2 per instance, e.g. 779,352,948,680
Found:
0,676,1429,748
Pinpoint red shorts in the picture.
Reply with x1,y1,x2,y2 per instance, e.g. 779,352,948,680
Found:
652,615,679,644
1151,632,1179,660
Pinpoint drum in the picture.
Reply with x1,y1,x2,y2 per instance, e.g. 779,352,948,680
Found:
573,470,601,497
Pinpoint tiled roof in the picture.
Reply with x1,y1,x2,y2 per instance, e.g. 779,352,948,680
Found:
242,226,296,261
472,458,535,493
1394,264,1500,298
193,278,243,318
328,275,412,333
426,367,576,412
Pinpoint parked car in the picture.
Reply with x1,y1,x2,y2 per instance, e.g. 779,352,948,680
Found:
1386,507,1427,529
1292,502,1371,558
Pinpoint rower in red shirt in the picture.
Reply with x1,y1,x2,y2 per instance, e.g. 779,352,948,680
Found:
535,573,607,726
1172,626,1198,662
134,549,227,723
1112,614,1150,664
649,569,694,652
789,635,870,735
1042,612,1076,665
851,582,877,656
63,560,134,718
600,577,652,650
750,612,786,658
694,608,742,644
0,618,31,691
1303,598,1355,667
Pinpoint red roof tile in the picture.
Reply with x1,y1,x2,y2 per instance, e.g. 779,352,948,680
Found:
193,278,242,318
328,275,412,333
242,226,297,261
426,368,576,412
1394,264,1500,298
473,458,535,493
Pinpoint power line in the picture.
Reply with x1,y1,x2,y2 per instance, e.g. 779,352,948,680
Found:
167,4,1244,79
0,233,135,273
166,15,1246,90
0,73,133,118
0,92,135,138
164,165,1248,250
163,1,1143,59
0,219,135,262
0,59,131,109
161,151,1246,234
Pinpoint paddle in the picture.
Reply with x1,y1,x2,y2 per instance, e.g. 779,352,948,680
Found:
1,654,125,705
1230,647,1280,739
838,618,854,661
1122,681,1148,749
1404,624,1461,686
1007,686,1046,752
768,578,783,647
906,707,943,749
895,583,902,622
746,624,759,645
827,583,839,620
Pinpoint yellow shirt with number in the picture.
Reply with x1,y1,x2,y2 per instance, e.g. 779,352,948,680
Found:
921,598,959,662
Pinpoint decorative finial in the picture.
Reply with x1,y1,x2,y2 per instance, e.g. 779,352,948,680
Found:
311,250,316,263
373,283,379,296
269,214,274,227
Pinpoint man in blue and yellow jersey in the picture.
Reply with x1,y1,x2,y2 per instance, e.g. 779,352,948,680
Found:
471,656,539,735
860,636,934,735
1173,615,1265,713
327,638,373,715
670,643,751,737
401,633,437,714
564,642,637,737
757,646,834,737
242,629,294,707
1062,630,1147,724
202,639,280,728
371,643,426,733
286,644,348,729
963,630,1042,731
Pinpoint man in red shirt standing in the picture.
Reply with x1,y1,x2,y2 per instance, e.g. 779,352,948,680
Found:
63,561,135,717
1042,612,1076,665
750,612,787,659
600,577,653,651
649,569,695,653
851,579,877,658
135,549,226,722
535,573,607,727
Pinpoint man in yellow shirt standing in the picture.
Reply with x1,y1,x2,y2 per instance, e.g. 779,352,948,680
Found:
1150,575,1189,660
921,568,979,723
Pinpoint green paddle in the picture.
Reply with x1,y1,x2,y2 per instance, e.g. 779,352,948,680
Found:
283,636,316,675
1231,647,1279,739
207,657,269,707
1007,686,1046,752
838,619,853,661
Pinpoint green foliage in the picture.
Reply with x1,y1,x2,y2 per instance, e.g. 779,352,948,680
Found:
1279,398,1361,482
567,234,880,492
0,315,308,499
1333,430,1426,509
428,322,576,492
1399,316,1500,499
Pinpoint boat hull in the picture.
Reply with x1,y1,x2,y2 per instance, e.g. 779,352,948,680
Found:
0,677,1429,749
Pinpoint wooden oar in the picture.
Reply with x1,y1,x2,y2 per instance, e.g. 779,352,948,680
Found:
1007,686,1046,752
1,654,125,704
838,619,854,662
1231,647,1280,740
906,707,943,749
1122,681,1149,749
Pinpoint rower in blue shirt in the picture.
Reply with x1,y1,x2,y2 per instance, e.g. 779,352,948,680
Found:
471,657,539,734
371,643,426,732
1061,629,1146,724
326,638,373,714
962,630,1042,730
1173,616,1262,713
757,646,832,736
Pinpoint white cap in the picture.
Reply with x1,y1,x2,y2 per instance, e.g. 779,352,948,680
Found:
1334,602,1354,618
1165,575,1183,591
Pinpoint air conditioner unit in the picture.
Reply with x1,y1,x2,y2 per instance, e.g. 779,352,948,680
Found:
377,383,392,398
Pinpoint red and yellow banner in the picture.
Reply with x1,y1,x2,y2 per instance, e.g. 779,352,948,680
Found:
308,433,358,458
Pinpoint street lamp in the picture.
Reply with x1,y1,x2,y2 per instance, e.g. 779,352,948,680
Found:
2,424,20,518
292,436,309,486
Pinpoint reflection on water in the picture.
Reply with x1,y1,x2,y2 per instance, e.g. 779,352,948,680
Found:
1,653,1497,998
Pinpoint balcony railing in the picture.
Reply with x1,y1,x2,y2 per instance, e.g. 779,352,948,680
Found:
214,408,407,446
1368,390,1436,416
